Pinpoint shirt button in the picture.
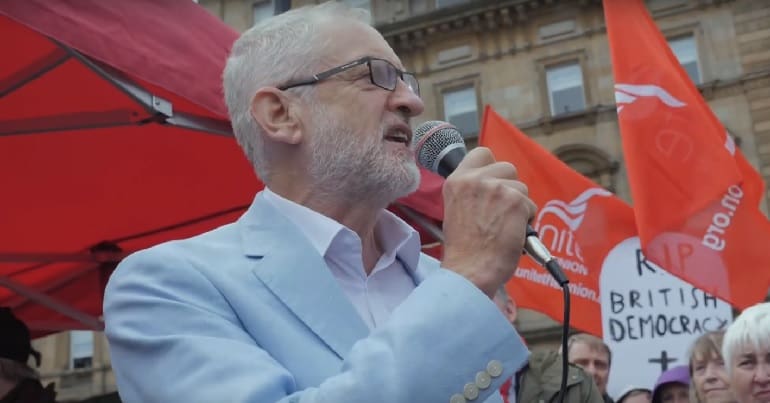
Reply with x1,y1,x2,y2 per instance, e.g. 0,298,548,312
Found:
450,393,467,403
475,371,491,389
486,360,503,377
463,383,479,400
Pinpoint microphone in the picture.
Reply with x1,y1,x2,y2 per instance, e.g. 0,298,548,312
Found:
413,120,569,286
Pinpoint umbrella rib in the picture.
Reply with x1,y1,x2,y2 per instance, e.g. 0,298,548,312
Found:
5,263,100,309
1,261,53,278
0,275,103,331
0,110,145,136
0,48,70,98
110,204,250,244
392,203,445,243
0,205,248,267
49,38,161,119
51,40,236,137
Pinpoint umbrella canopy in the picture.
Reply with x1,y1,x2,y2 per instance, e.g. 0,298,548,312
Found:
0,0,444,336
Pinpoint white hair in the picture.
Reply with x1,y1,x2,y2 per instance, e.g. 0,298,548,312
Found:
722,301,770,374
222,1,371,183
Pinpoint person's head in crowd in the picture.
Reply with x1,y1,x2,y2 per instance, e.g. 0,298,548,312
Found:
567,333,612,396
223,1,424,210
492,285,517,326
689,330,735,403
0,307,41,394
651,365,690,403
617,386,652,403
722,302,770,403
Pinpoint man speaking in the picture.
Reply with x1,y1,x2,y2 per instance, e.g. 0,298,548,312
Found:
103,2,536,402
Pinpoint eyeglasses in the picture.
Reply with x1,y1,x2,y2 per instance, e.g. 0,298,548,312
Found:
278,56,420,97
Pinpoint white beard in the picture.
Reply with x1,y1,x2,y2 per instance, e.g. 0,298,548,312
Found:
306,104,420,205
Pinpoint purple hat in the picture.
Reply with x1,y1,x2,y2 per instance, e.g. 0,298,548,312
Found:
651,365,690,403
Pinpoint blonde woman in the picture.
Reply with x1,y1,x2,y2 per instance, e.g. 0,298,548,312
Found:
689,330,736,403
722,302,770,403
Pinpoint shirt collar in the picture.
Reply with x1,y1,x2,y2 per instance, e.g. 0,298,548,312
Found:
261,188,421,270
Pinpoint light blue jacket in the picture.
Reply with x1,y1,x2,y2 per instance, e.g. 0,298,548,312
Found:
104,193,529,403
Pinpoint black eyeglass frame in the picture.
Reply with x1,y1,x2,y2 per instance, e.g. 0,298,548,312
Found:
277,56,420,96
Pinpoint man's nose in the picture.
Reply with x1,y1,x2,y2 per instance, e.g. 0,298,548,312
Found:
584,363,597,374
389,79,424,118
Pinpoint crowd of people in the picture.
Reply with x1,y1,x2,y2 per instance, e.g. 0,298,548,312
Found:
496,290,769,403
616,301,770,403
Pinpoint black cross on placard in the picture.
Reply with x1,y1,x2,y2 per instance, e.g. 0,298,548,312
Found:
649,350,678,372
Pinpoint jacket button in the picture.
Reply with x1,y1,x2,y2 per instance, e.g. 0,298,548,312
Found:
450,393,467,403
486,360,503,377
475,371,491,389
463,383,479,400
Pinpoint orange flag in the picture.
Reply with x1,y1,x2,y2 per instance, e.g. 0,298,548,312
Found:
480,106,636,336
605,0,770,308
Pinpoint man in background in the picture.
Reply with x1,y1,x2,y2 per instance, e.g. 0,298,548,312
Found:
568,333,614,403
494,288,603,403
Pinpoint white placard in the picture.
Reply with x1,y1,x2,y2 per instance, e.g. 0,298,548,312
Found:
600,237,733,398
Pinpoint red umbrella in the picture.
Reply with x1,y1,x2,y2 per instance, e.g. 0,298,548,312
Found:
0,0,444,336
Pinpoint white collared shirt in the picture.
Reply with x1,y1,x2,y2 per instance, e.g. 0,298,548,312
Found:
262,188,421,330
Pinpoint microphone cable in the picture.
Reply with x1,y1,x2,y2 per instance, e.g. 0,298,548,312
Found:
414,120,572,403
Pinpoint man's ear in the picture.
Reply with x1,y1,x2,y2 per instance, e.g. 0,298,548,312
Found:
250,87,303,145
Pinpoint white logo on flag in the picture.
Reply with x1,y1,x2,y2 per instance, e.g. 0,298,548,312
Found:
531,187,612,273
535,188,613,232
614,83,686,113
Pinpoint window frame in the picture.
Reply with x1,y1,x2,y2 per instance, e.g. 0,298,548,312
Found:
252,0,274,26
545,61,586,117
536,50,591,119
69,330,94,370
341,0,371,13
436,77,482,139
667,33,702,85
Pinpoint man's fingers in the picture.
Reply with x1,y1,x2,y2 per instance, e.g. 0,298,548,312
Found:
452,148,521,181
453,147,496,172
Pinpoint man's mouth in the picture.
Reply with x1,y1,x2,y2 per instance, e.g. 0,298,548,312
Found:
383,126,412,145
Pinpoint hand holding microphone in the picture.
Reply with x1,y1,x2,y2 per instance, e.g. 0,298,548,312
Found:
413,121,569,298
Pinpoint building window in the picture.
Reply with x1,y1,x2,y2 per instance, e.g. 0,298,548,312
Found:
668,35,700,84
443,86,479,138
69,331,93,369
436,0,470,8
342,0,370,13
253,0,274,25
546,62,586,116
410,0,468,15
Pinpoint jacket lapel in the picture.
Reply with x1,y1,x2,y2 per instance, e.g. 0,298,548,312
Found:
240,193,369,360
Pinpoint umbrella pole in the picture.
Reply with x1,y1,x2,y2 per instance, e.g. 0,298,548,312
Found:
392,203,445,243
0,275,103,331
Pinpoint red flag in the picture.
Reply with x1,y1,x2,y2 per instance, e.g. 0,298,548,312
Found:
605,0,770,307
480,106,636,336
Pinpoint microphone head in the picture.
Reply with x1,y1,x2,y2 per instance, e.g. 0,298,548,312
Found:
414,120,467,173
